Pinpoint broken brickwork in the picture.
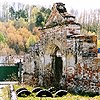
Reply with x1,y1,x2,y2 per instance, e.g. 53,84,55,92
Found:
29,2,100,94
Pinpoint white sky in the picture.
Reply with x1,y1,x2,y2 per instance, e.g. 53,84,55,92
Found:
1,0,100,12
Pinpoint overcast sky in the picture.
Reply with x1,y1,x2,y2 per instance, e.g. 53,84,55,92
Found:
1,0,100,12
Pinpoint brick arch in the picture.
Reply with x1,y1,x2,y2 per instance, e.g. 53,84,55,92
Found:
44,39,63,87
45,39,64,56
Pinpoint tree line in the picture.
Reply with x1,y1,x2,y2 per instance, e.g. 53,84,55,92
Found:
0,2,100,55
0,2,51,55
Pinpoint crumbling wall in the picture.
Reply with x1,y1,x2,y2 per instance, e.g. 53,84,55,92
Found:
25,2,100,94
65,58,100,94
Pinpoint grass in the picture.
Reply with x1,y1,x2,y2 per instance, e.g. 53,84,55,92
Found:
14,85,100,100
15,93,100,100
14,84,33,92
2,85,10,100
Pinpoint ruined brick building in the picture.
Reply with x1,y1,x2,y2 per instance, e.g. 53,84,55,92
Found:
26,2,100,94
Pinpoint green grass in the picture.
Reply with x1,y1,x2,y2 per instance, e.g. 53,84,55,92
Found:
14,85,100,100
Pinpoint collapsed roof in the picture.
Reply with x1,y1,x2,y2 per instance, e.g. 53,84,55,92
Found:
45,2,77,28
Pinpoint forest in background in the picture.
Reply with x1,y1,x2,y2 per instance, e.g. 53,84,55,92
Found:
0,2,100,55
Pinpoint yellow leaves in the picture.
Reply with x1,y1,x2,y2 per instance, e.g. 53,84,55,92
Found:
0,41,6,49
33,27,41,37
87,31,96,35
35,35,40,41
6,25,17,35
7,27,21,45
18,27,31,38
5,20,14,29
7,33,17,44
7,27,31,44
32,7,39,15
6,23,17,44
0,47,15,55
25,27,40,48
0,20,41,54
26,35,40,48
0,42,15,55
6,25,40,50
31,7,39,22
97,40,100,48
0,22,6,33
16,34,23,46
17,17,28,28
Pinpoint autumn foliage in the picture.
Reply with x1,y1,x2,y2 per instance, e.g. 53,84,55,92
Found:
0,21,40,55
0,2,100,55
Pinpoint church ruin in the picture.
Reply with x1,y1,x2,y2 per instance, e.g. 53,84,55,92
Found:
25,2,100,94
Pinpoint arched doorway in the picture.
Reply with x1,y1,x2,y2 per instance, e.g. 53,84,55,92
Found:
51,46,63,88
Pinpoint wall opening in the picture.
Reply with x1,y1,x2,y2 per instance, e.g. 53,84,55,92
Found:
51,46,63,88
